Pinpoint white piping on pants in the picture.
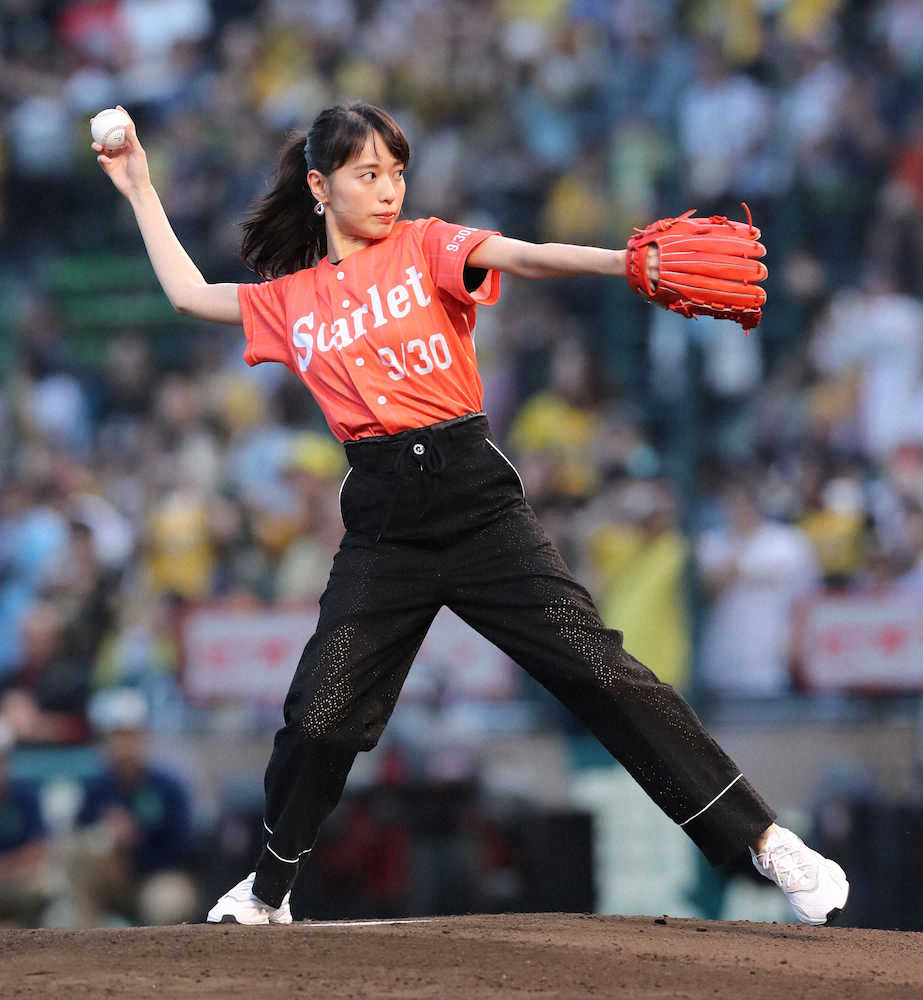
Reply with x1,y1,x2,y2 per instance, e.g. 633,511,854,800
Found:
266,843,313,864
486,439,525,498
264,818,312,864
678,773,743,827
337,467,353,527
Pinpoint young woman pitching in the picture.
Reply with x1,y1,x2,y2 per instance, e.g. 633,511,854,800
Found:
93,102,848,927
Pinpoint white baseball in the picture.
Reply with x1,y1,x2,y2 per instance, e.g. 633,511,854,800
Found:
91,108,131,151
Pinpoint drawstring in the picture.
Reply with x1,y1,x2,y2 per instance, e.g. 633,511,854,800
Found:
394,429,447,476
376,430,447,541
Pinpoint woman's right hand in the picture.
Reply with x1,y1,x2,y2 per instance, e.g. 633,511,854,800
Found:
92,106,151,198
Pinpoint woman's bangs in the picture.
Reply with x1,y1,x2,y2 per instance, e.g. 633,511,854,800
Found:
328,106,410,172
328,118,377,173
363,108,411,167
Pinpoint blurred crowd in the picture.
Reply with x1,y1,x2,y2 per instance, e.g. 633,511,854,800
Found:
3,0,923,716
1,0,923,924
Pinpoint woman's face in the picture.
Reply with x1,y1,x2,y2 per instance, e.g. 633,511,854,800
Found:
312,131,406,248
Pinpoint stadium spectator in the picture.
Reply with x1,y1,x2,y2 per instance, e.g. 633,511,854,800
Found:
0,477,70,679
68,688,196,925
796,464,869,586
809,269,923,462
677,43,776,211
274,432,348,602
508,334,607,507
579,478,690,691
868,103,923,298
696,479,820,697
0,599,92,745
0,720,51,926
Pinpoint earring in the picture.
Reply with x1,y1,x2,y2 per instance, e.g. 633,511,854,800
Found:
314,202,325,216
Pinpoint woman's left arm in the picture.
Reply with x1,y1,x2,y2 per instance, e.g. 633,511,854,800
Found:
466,235,628,281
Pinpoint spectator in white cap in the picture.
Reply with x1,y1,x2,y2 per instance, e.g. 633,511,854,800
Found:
66,689,197,926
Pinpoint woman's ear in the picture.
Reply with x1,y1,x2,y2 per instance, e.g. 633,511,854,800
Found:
307,169,327,204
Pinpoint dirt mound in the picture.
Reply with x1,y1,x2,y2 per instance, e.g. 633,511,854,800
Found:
2,913,920,998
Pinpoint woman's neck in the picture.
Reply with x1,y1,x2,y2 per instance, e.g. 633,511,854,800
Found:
326,225,374,265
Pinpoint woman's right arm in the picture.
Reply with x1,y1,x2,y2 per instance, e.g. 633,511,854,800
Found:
94,108,242,326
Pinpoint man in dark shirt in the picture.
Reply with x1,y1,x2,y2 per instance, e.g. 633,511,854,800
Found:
0,721,50,925
69,689,197,925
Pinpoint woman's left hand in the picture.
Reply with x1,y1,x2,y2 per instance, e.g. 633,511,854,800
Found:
646,245,659,289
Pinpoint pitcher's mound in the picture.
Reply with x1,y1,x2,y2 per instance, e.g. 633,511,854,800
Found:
3,913,921,999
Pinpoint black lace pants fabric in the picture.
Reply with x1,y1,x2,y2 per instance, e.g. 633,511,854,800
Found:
252,415,774,907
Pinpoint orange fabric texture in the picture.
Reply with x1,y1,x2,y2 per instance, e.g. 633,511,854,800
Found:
238,218,500,440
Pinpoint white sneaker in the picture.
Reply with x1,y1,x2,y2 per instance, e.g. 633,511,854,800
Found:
750,825,849,925
206,873,293,925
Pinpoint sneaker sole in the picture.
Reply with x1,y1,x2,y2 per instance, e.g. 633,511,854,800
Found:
206,914,271,925
206,914,291,925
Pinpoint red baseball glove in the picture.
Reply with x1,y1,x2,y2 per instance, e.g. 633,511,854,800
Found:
626,204,768,332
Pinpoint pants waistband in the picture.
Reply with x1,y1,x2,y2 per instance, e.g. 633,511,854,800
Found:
344,412,488,472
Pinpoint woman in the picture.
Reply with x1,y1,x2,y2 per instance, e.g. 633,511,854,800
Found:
93,102,848,926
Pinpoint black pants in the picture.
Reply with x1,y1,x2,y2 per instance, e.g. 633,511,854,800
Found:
252,414,774,907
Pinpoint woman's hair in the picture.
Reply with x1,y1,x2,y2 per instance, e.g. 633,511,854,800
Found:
240,102,411,278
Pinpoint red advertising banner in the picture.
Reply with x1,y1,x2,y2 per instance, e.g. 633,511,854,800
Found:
794,590,923,692
181,603,517,706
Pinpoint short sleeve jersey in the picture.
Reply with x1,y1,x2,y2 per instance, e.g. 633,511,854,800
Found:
238,217,501,441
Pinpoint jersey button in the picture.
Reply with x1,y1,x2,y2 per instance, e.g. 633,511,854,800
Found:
337,271,345,280
377,395,387,405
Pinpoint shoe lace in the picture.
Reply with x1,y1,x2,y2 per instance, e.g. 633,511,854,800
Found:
760,843,817,891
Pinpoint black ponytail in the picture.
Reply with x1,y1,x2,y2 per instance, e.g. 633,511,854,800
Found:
241,103,411,279
240,133,320,279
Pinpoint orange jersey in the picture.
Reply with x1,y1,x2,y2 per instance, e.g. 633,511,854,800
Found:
237,217,501,441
